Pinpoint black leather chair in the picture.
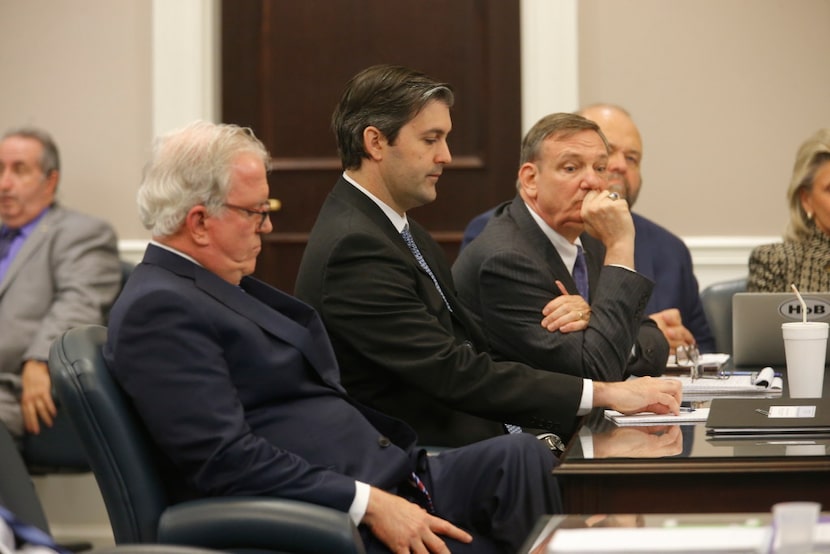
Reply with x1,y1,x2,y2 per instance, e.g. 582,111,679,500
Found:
48,324,365,554
700,276,748,355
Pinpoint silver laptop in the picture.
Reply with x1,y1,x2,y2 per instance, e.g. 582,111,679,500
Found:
732,292,830,367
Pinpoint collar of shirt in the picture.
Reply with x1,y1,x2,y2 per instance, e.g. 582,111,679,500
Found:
523,201,583,274
1,205,51,239
149,240,203,267
342,172,408,233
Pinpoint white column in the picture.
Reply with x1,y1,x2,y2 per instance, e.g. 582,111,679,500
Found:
520,0,579,134
151,0,219,137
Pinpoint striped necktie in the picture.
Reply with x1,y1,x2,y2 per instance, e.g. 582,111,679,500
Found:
572,244,589,300
400,225,453,312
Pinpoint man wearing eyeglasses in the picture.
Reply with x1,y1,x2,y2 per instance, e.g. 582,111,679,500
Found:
106,120,566,553
0,127,121,443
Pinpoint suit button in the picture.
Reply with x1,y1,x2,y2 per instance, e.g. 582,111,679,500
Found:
378,436,392,448
462,340,474,350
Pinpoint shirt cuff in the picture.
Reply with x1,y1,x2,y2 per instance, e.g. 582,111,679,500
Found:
577,378,593,415
349,480,371,525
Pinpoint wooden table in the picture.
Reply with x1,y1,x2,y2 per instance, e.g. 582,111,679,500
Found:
555,369,830,514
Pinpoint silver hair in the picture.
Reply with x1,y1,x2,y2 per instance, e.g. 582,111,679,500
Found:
138,121,270,237
1,126,61,176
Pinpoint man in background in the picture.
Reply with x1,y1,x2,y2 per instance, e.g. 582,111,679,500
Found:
461,104,714,352
452,112,668,381
0,127,121,441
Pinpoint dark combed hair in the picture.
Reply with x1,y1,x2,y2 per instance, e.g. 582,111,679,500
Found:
332,64,454,170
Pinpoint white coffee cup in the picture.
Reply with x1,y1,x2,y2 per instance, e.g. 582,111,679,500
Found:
782,321,828,398
772,501,820,554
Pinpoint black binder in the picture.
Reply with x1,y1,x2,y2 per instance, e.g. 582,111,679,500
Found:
705,397,830,437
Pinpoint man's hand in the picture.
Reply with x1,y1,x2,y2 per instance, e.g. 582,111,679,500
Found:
593,376,682,415
540,280,591,333
580,189,635,267
363,487,472,553
20,360,57,434
649,308,696,354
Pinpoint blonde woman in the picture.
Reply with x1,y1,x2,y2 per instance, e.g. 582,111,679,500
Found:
749,129,830,292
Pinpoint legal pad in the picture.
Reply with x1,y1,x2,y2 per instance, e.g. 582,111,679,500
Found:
706,397,830,437
732,292,830,367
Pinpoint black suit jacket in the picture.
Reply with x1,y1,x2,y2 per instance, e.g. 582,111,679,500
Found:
104,245,417,511
295,178,583,447
452,196,668,382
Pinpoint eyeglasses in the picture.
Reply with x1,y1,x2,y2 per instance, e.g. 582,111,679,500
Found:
223,198,280,230
675,344,729,381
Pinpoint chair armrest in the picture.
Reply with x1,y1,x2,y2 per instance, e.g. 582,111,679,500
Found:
157,497,365,554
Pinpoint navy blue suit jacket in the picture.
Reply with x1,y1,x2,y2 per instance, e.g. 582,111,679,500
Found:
104,245,417,512
461,208,715,352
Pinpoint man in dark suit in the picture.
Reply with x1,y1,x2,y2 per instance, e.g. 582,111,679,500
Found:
295,64,681,448
452,113,668,382
461,105,715,353
0,127,121,441
105,120,569,553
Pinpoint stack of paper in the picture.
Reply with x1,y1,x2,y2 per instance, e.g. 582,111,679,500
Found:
545,526,771,553
604,408,709,426
651,368,782,397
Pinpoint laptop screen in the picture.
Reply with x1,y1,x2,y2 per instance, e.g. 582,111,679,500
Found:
732,292,830,367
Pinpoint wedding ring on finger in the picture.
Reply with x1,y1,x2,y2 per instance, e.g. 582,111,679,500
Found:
577,311,583,320
607,191,620,201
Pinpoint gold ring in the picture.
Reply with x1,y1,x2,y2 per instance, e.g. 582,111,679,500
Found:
608,192,620,201
577,311,584,320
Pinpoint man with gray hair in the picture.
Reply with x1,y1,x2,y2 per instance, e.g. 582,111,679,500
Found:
0,127,121,442
105,120,568,553
452,112,668,381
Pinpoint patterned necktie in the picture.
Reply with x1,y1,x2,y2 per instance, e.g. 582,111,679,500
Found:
400,225,453,312
0,227,20,262
408,472,435,513
572,244,589,300
0,505,69,553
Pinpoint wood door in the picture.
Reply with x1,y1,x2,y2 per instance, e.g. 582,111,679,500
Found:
222,0,521,293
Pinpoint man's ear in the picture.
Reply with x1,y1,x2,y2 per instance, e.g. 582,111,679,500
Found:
185,205,211,245
363,126,385,161
518,162,539,199
44,170,60,197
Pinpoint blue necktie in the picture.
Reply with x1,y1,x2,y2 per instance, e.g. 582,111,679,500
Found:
0,227,20,262
401,225,453,312
0,505,69,553
573,245,589,300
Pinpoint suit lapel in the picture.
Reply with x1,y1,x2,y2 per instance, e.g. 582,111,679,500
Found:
0,208,60,297
508,196,575,289
144,245,344,389
330,179,482,338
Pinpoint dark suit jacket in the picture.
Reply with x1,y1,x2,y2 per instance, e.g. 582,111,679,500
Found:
104,245,417,512
452,196,668,382
631,213,715,352
295,178,583,447
461,207,716,352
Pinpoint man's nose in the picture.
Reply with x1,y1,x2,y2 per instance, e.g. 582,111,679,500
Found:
583,168,606,190
436,141,452,164
607,150,627,175
259,214,274,233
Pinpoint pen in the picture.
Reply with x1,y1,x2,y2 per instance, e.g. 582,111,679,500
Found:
755,408,770,416
678,407,696,413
